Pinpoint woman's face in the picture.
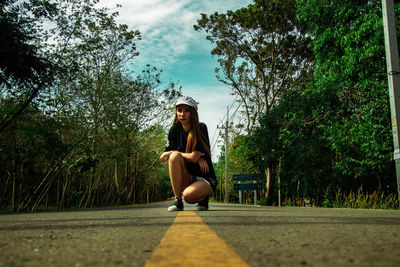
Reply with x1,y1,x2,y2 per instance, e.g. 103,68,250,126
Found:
176,105,191,125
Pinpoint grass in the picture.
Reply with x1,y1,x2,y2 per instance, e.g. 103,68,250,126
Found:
330,187,399,210
281,187,399,210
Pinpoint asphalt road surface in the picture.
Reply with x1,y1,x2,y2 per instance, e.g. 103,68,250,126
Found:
1,202,399,266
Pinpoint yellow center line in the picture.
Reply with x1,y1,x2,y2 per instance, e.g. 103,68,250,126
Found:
146,210,250,267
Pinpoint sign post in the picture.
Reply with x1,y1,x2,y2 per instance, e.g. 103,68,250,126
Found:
238,181,242,204
233,174,262,205
254,180,257,204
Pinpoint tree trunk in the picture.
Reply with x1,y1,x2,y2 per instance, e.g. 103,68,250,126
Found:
57,176,60,209
265,167,271,200
114,162,121,197
278,157,282,207
59,171,68,210
11,160,16,212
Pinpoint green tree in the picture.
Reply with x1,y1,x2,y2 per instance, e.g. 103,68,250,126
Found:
0,0,58,132
41,0,140,208
0,103,65,211
195,0,313,132
246,0,399,207
250,91,334,206
100,67,178,204
297,0,397,193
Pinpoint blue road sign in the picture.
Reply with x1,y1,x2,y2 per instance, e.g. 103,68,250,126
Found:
232,174,262,181
234,183,262,191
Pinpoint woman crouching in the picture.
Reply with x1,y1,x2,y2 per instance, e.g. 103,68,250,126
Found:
159,96,217,211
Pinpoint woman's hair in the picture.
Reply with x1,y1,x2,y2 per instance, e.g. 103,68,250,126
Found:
174,105,211,157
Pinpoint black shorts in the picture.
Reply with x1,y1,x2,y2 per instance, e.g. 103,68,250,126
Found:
190,175,217,192
186,163,217,192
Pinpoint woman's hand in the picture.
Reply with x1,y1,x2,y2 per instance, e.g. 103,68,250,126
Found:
198,157,209,173
159,151,173,162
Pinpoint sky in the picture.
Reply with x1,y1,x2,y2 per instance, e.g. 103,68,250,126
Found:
99,0,253,161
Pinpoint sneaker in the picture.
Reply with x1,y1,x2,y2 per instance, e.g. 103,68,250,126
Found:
196,196,209,211
168,198,183,212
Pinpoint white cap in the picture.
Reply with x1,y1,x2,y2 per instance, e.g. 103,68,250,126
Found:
175,96,198,110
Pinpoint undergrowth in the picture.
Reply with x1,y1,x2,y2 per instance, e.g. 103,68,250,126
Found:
281,187,399,210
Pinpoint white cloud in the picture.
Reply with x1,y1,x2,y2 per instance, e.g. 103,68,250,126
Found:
100,0,251,69
101,0,188,29
99,0,194,66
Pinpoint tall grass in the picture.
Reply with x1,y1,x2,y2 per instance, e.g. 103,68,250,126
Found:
330,187,399,210
281,187,399,210
282,196,314,207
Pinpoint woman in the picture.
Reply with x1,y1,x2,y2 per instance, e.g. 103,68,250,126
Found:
159,96,217,211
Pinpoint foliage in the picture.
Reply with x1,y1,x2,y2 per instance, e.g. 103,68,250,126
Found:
249,90,335,205
0,0,57,84
0,0,58,132
216,134,257,203
212,0,399,207
297,0,396,192
194,0,314,132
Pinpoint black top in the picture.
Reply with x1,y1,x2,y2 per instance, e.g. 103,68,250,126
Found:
165,123,217,191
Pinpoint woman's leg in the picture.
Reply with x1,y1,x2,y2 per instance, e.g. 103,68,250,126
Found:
169,151,190,200
182,180,213,204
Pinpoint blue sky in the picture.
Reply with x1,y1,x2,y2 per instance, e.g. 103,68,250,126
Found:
100,0,253,160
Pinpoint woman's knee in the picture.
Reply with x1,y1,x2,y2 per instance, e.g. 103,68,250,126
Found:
169,151,183,164
182,189,197,204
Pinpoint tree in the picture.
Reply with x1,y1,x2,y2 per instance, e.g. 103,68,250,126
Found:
100,67,178,204
0,0,58,133
0,0,179,211
45,0,179,207
246,0,399,207
194,0,313,131
297,0,397,193
250,90,335,205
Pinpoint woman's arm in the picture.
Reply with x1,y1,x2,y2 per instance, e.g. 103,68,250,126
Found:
160,150,202,163
181,151,202,163
198,157,209,173
183,152,210,173
159,151,174,162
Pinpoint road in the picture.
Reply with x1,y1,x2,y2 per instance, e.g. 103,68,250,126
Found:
1,202,399,266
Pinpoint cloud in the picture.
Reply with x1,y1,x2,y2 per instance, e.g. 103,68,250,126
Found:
100,0,251,69
99,0,194,66
102,0,188,29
